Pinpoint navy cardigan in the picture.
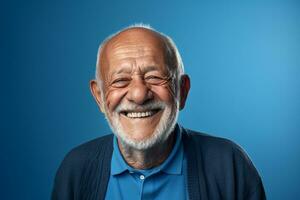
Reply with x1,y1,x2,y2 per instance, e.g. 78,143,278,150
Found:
52,128,266,200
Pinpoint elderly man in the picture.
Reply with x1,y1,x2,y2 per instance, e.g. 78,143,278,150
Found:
52,25,266,200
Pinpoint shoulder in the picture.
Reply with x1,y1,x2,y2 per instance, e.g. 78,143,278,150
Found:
65,134,114,161
182,128,260,179
182,128,264,198
183,128,251,162
52,134,114,199
60,134,114,171
60,134,114,179
183,128,240,153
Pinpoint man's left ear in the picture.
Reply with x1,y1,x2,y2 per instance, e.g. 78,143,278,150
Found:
179,74,191,110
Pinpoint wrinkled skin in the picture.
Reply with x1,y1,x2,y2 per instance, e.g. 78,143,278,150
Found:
90,28,190,169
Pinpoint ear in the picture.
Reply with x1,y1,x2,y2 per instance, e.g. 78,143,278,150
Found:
179,74,190,110
90,80,105,113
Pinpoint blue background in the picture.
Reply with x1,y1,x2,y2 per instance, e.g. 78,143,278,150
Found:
1,0,299,199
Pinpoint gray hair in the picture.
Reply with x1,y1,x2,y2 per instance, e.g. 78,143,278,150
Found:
95,23,185,92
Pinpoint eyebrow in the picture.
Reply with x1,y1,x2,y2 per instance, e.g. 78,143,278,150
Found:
141,66,160,73
112,66,132,75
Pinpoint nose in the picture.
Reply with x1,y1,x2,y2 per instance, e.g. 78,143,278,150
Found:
126,77,153,105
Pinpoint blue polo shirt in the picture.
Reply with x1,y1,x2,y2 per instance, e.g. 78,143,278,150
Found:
105,125,188,200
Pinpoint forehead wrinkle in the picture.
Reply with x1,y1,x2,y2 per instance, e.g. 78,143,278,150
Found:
109,44,161,58
111,57,164,71
108,48,166,75
100,28,171,81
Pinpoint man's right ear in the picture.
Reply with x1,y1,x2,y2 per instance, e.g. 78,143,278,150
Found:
90,80,105,113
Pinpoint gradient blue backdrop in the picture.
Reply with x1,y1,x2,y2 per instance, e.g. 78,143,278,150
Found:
1,0,299,199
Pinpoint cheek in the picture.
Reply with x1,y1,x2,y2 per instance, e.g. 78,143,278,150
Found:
105,88,127,112
151,84,175,104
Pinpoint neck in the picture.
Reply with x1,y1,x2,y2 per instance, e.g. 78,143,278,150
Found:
118,132,176,170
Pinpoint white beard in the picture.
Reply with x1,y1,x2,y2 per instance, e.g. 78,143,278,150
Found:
104,100,179,150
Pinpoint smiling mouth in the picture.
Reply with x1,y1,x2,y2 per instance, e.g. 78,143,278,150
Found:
120,109,161,118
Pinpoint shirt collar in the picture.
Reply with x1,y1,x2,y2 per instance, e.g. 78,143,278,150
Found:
110,124,184,176
110,135,129,175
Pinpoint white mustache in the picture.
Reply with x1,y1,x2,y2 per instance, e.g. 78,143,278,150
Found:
115,101,166,113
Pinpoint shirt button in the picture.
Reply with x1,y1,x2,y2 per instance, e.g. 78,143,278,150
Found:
139,175,145,180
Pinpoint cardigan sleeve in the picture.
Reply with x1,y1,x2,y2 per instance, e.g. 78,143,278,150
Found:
231,141,266,200
51,148,86,200
246,180,266,200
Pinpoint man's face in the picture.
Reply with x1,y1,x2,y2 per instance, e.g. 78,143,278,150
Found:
94,29,181,150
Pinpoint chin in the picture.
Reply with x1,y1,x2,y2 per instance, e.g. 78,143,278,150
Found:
105,103,179,150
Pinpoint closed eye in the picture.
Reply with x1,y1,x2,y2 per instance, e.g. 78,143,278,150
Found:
111,78,131,88
145,75,161,81
145,75,168,85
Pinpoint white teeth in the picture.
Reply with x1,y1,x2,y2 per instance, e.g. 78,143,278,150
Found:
126,111,154,118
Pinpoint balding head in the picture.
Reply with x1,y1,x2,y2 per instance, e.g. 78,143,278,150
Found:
95,25,184,92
